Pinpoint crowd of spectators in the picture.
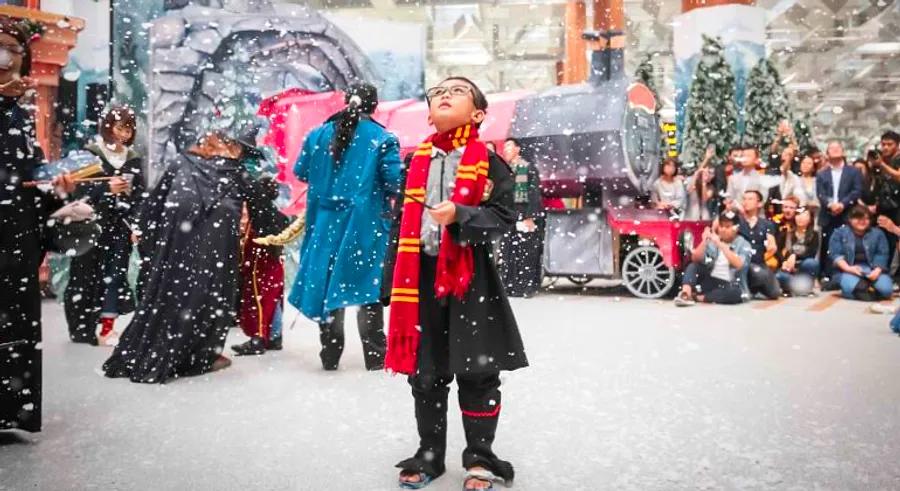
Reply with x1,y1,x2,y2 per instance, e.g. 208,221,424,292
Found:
663,127,900,309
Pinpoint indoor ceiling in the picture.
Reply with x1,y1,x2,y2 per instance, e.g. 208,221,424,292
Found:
303,0,898,153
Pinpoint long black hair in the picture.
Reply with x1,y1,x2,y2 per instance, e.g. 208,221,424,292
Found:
331,82,378,164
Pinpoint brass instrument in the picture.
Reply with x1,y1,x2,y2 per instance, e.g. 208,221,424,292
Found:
252,215,306,246
23,162,104,188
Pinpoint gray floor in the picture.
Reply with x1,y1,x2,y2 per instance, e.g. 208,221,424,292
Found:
1,289,899,490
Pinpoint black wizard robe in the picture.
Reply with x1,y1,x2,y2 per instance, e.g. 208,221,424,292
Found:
64,143,145,344
102,152,258,383
0,95,61,432
384,152,529,375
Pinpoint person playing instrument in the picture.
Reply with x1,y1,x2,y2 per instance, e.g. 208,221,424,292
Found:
63,104,144,346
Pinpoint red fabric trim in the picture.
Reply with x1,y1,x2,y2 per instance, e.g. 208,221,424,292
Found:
461,405,501,418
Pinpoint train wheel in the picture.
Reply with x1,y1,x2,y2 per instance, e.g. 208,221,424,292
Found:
622,245,675,299
567,275,592,286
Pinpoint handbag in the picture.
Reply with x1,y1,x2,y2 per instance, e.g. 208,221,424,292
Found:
45,200,101,257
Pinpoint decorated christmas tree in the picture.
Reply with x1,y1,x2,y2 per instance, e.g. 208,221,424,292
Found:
743,57,791,152
680,35,739,168
793,113,816,153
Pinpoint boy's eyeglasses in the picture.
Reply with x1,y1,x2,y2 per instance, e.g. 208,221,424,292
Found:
425,85,473,101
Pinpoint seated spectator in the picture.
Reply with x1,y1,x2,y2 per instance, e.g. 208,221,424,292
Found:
774,195,800,234
829,205,892,301
651,158,686,214
738,190,782,299
674,211,751,306
775,206,820,296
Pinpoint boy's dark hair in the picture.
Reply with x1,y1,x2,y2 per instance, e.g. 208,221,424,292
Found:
743,189,764,202
718,210,738,226
0,16,32,76
505,137,521,148
882,130,900,144
99,104,137,147
848,205,871,221
439,76,488,111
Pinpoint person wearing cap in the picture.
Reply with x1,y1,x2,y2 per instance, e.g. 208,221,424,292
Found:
1,16,76,431
103,122,279,383
674,211,753,306
287,82,403,371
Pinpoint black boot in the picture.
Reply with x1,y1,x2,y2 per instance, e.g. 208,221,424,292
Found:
231,336,267,356
357,303,386,370
319,310,346,370
267,335,283,351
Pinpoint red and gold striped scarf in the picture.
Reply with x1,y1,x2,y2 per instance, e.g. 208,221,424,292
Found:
385,124,490,375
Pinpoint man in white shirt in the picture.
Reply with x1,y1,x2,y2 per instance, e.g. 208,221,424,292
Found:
725,146,782,214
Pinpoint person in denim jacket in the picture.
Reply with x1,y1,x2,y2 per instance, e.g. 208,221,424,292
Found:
675,211,753,306
829,205,893,300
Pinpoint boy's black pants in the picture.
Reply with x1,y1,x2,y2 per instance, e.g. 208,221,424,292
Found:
399,372,504,479
396,255,514,482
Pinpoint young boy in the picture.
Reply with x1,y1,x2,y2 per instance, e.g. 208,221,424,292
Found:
386,77,528,490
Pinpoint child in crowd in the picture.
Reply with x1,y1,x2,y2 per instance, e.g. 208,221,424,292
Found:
386,76,528,491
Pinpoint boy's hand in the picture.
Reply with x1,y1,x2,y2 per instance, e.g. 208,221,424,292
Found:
428,201,457,225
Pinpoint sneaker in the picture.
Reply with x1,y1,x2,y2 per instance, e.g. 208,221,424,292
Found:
868,303,897,315
673,292,696,307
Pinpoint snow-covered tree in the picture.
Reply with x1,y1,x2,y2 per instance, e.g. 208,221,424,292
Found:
743,57,791,152
680,35,739,168
634,53,661,111
793,113,816,153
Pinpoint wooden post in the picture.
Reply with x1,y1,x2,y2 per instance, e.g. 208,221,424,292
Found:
682,0,753,13
563,0,587,85
593,0,625,32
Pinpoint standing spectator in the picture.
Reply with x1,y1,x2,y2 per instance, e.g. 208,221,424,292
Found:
852,158,875,208
289,83,403,371
809,146,825,172
674,211,751,306
737,190,782,299
872,131,900,268
685,147,717,220
498,138,544,298
713,147,741,210
725,146,782,214
775,206,820,296
784,153,819,212
767,120,800,175
63,105,144,347
650,158,686,214
816,141,864,278
829,205,892,301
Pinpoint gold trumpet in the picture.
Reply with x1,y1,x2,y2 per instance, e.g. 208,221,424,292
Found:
23,162,104,188
252,215,306,246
